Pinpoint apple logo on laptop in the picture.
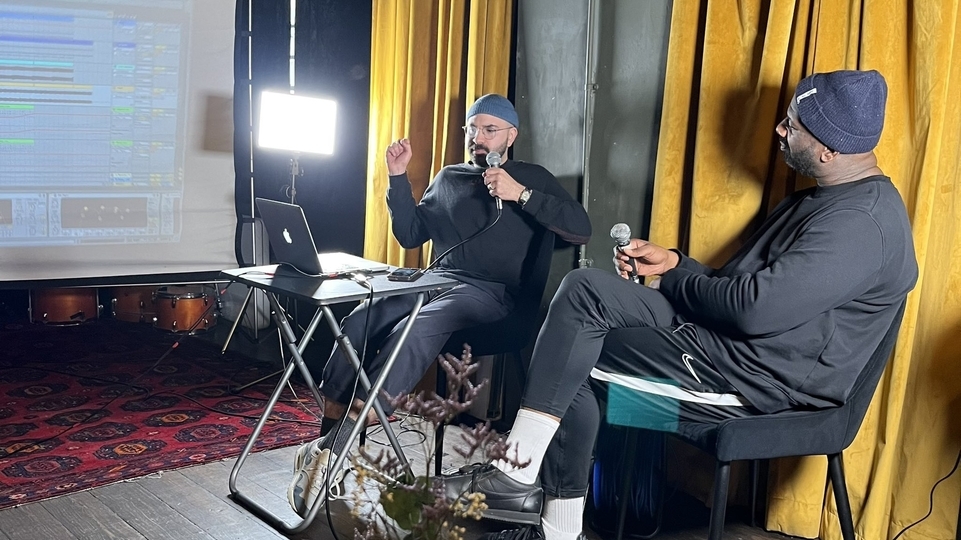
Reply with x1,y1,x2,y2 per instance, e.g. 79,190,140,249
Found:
282,228,293,244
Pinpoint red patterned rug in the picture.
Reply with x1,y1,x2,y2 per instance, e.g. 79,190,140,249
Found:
0,319,322,509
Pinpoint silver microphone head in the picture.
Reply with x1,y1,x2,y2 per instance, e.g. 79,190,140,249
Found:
486,151,502,168
610,223,631,247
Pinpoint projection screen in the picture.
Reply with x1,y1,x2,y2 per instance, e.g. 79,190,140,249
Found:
0,0,238,282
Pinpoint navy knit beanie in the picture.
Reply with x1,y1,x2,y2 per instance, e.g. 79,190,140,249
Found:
793,70,887,154
466,94,519,127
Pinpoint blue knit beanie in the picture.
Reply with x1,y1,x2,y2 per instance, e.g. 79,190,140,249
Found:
793,70,887,154
466,94,519,127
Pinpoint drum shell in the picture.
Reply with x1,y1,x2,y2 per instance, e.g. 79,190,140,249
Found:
110,286,157,323
153,286,217,332
31,288,100,325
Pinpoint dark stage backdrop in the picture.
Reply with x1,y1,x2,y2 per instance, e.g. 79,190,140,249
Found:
228,0,372,369
234,0,372,264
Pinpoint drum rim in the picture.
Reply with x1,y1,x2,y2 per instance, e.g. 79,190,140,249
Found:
155,292,207,299
155,285,210,299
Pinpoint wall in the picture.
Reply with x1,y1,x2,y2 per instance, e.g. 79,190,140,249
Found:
514,0,673,306
496,0,671,424
513,0,590,308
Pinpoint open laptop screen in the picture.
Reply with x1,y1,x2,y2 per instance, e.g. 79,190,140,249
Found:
255,198,388,275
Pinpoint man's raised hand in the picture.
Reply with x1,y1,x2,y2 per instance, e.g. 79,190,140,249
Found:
385,138,412,176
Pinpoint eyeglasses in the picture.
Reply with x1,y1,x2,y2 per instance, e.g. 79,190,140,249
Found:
462,124,512,139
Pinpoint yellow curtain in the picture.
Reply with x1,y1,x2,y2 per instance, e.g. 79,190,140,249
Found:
365,0,513,268
651,1,961,539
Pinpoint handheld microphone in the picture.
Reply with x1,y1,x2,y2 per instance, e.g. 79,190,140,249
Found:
610,223,640,283
486,151,503,211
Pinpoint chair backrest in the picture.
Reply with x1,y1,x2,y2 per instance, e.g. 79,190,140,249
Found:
834,300,908,446
443,229,556,356
707,300,908,462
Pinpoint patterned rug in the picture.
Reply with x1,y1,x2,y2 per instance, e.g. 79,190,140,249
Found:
0,319,323,509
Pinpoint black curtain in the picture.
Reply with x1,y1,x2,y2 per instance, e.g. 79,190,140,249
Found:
233,0,372,265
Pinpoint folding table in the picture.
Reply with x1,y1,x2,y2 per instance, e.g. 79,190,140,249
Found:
221,264,458,533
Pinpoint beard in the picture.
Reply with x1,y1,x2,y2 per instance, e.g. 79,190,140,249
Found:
470,140,509,167
781,138,819,178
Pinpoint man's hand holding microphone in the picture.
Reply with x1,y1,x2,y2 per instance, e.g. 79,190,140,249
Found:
483,151,525,211
610,223,679,287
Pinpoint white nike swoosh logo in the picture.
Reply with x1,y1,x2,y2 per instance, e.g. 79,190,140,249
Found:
681,353,702,384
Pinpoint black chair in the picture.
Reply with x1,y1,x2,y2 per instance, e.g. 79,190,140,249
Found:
433,231,557,475
601,300,907,540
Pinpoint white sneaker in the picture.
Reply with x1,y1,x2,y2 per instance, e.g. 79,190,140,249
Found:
292,440,312,473
287,440,348,516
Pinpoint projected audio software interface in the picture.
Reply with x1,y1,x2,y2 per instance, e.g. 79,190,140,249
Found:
0,0,189,246
0,192,179,245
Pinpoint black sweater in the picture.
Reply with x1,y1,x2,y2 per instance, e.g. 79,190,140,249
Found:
659,176,917,413
387,160,592,297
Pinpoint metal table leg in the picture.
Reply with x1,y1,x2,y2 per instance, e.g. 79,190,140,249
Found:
228,293,325,532
296,295,425,526
228,291,426,533
318,303,414,470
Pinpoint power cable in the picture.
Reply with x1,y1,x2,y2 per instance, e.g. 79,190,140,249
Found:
891,447,961,540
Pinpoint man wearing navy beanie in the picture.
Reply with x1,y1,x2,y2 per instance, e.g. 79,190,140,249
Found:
445,71,917,540
285,94,592,517
784,69,888,179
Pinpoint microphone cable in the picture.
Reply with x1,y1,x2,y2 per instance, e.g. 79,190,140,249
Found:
422,183,504,272
423,211,501,272
415,155,506,273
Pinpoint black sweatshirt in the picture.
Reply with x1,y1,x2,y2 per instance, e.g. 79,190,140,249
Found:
659,176,917,413
387,160,592,298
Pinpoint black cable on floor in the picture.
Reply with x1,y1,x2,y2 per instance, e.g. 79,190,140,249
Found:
891,446,961,540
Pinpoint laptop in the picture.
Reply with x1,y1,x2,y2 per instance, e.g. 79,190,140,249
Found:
255,198,390,276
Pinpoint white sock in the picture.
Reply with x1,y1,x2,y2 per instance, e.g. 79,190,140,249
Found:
494,409,559,485
541,495,585,540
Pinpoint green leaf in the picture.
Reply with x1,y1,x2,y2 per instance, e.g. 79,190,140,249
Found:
380,480,434,531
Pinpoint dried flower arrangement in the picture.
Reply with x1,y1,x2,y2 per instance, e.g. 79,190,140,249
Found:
348,345,527,540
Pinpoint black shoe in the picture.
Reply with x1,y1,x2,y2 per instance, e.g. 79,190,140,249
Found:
477,525,543,540
443,464,543,525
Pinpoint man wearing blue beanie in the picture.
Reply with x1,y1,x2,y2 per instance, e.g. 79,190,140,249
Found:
784,69,888,176
285,94,592,517
446,70,917,540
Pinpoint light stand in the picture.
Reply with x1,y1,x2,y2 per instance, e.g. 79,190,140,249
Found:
288,154,303,203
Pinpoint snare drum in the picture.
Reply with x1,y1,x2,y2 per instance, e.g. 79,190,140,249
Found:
153,285,217,332
31,288,100,325
110,286,157,323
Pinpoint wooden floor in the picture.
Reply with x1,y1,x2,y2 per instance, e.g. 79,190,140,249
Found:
0,422,801,540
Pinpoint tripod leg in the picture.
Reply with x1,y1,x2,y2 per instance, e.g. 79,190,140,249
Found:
222,286,255,354
231,366,286,393
230,326,288,394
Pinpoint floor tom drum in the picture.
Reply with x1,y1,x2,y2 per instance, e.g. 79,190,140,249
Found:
110,286,157,323
153,285,217,333
31,288,100,325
